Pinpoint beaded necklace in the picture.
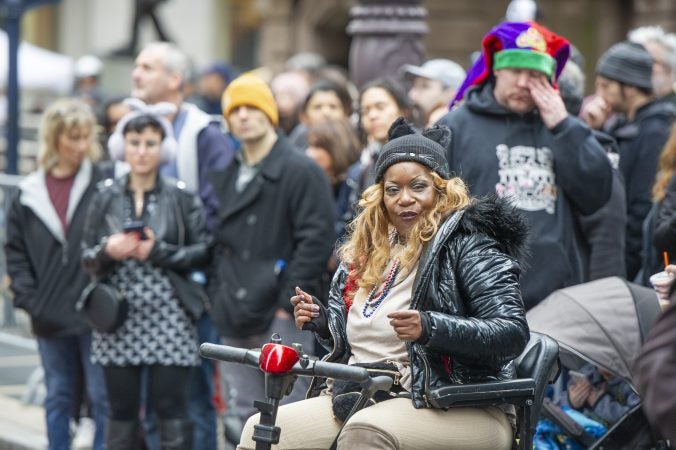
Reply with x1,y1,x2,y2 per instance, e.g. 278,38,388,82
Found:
362,257,400,318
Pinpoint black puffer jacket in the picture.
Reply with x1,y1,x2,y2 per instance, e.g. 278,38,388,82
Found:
308,196,530,408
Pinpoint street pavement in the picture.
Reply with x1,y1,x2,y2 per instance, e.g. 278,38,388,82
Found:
0,312,47,450
0,306,234,450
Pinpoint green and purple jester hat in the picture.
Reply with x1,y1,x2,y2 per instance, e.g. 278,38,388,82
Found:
451,21,571,107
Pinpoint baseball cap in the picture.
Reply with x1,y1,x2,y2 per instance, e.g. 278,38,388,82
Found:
74,55,103,78
403,59,466,89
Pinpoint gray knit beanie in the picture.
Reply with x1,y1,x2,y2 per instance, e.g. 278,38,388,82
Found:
374,118,451,182
596,41,653,90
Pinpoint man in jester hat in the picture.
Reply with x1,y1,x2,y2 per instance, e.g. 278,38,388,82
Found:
438,21,613,310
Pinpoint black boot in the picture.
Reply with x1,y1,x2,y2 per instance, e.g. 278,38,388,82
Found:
159,419,192,450
106,419,142,450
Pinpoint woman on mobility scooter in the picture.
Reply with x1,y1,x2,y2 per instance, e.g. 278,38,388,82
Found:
237,117,530,450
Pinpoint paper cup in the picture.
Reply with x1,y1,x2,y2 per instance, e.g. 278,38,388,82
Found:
650,271,673,288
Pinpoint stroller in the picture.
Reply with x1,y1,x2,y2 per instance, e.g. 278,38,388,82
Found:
526,276,669,449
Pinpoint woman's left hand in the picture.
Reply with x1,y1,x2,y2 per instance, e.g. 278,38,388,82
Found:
387,310,422,341
133,227,155,261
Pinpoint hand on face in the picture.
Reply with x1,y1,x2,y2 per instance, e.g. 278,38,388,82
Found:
528,76,567,129
387,310,422,341
581,95,611,130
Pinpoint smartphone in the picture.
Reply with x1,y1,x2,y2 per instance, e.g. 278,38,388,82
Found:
123,221,148,240
568,370,588,384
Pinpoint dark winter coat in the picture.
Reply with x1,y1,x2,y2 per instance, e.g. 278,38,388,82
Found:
308,196,530,409
208,135,336,338
81,174,211,315
633,302,676,442
576,130,627,280
605,99,675,279
5,160,109,337
438,83,612,309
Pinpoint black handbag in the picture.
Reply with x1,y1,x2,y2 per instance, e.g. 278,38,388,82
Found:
76,280,128,333
167,270,207,320
331,361,404,422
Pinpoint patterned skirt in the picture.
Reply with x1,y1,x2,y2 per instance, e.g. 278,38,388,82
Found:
91,259,199,367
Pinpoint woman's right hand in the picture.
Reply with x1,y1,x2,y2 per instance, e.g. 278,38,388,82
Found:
291,286,319,330
104,232,139,261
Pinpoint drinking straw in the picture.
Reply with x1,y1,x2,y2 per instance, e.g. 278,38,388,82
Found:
664,251,670,269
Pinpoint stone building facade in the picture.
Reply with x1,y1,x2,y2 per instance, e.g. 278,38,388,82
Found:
256,0,676,91
20,0,676,88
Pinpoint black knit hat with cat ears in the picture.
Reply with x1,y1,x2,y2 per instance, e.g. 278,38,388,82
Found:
374,117,451,182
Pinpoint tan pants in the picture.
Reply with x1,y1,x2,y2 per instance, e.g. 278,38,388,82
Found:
238,395,513,450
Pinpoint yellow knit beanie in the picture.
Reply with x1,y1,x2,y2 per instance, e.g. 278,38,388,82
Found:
222,73,279,127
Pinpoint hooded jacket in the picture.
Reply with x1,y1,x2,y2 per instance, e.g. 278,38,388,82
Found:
5,160,109,337
308,196,530,409
438,83,613,308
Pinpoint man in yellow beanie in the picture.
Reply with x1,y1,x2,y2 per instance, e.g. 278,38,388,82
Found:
222,73,280,128
209,73,336,427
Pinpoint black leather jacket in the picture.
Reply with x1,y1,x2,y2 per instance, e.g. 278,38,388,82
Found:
308,196,530,408
81,175,211,304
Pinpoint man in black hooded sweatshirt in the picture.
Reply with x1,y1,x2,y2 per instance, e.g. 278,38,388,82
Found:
438,21,612,309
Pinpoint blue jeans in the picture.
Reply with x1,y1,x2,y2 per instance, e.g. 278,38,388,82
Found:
37,332,109,450
187,314,219,450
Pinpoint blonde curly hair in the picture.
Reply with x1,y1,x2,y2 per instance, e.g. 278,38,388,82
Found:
653,124,676,203
38,98,102,170
339,171,470,296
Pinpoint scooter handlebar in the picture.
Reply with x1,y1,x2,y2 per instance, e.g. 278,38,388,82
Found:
199,342,260,366
310,360,370,383
199,343,370,383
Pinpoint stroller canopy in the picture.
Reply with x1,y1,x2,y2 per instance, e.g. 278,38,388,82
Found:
526,277,661,382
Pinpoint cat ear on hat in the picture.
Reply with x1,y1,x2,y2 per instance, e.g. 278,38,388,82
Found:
422,124,451,148
387,116,415,141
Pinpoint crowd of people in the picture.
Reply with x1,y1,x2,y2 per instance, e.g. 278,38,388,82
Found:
4,11,676,450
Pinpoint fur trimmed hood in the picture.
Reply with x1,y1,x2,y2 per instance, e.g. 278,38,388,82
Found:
457,195,530,264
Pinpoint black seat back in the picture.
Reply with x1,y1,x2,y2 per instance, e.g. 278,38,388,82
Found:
513,331,560,428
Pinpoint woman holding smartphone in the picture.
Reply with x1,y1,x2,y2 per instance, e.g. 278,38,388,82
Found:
82,101,211,449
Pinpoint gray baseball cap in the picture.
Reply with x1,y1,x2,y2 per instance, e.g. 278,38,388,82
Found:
403,59,466,89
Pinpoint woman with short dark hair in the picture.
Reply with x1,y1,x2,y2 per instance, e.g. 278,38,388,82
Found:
82,102,211,449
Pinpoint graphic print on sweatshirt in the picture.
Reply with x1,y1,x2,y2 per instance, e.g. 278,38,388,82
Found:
495,144,557,214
